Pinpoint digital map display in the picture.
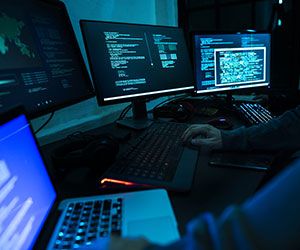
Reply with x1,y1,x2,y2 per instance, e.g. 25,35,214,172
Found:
0,12,42,70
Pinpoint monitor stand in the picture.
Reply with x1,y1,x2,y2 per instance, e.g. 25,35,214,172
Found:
116,99,153,130
226,93,234,108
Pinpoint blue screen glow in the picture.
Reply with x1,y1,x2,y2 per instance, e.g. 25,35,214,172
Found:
0,114,56,249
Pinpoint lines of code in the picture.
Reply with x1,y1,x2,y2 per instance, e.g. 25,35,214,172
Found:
215,48,265,85
104,30,181,92
194,34,270,93
153,34,178,69
105,31,145,70
104,31,147,91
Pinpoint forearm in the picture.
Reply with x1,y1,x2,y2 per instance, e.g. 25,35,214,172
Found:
147,158,300,250
242,158,300,249
144,209,258,250
221,106,300,151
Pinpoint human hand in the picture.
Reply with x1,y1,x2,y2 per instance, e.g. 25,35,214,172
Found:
181,124,222,150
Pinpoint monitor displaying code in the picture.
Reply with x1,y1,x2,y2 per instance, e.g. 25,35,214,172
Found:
194,33,270,93
81,21,194,102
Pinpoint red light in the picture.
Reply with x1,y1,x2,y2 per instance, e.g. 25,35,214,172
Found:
100,178,136,186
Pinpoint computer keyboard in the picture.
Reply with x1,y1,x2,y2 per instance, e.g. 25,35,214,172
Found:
234,103,274,125
109,121,188,182
54,198,123,249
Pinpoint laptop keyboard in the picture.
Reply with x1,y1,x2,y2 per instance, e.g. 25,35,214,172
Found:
109,121,188,182
53,198,123,249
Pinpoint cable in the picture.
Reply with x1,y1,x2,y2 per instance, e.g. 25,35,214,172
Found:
116,95,189,122
149,93,190,113
116,96,160,122
34,112,55,135
117,103,132,121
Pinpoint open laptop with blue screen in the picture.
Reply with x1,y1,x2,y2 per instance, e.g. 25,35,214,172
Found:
0,109,179,249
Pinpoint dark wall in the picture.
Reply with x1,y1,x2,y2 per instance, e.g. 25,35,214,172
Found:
294,0,300,91
179,0,275,37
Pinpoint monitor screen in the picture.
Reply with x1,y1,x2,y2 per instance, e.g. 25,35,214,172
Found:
80,21,194,104
193,33,271,94
0,113,56,249
0,0,93,117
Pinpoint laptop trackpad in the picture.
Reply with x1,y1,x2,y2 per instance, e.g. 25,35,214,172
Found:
126,216,179,245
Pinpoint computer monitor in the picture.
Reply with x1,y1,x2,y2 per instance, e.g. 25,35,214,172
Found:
0,0,93,118
80,20,194,129
193,33,271,96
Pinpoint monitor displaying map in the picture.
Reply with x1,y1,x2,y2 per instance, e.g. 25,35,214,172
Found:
0,0,92,117
0,12,42,70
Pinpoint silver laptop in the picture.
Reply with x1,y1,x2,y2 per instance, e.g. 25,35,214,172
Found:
0,109,179,249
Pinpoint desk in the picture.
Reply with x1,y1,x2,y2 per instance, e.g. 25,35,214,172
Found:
41,100,266,236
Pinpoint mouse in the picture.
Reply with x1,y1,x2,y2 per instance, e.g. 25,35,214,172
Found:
207,117,233,130
153,101,194,122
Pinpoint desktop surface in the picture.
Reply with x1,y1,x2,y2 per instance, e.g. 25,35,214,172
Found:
41,97,266,234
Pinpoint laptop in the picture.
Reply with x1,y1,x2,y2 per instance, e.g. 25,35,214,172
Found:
0,108,179,249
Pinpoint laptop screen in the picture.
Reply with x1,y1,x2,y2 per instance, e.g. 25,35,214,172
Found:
0,114,56,249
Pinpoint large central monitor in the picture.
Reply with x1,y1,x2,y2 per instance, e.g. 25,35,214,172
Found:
193,33,271,95
0,0,93,117
80,20,194,129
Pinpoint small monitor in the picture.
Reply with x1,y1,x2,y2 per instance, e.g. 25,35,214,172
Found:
0,0,93,117
80,20,194,104
193,33,271,94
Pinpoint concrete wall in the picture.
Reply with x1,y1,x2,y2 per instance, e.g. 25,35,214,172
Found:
32,0,178,145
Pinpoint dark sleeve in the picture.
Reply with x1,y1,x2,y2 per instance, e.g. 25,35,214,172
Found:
144,209,259,250
221,105,300,151
145,158,300,250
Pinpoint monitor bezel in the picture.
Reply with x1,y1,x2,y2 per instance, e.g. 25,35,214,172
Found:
80,19,195,106
191,31,271,96
5,0,95,119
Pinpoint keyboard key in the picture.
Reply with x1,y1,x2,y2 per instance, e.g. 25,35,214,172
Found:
103,200,112,211
100,231,109,237
54,198,123,248
111,229,121,236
